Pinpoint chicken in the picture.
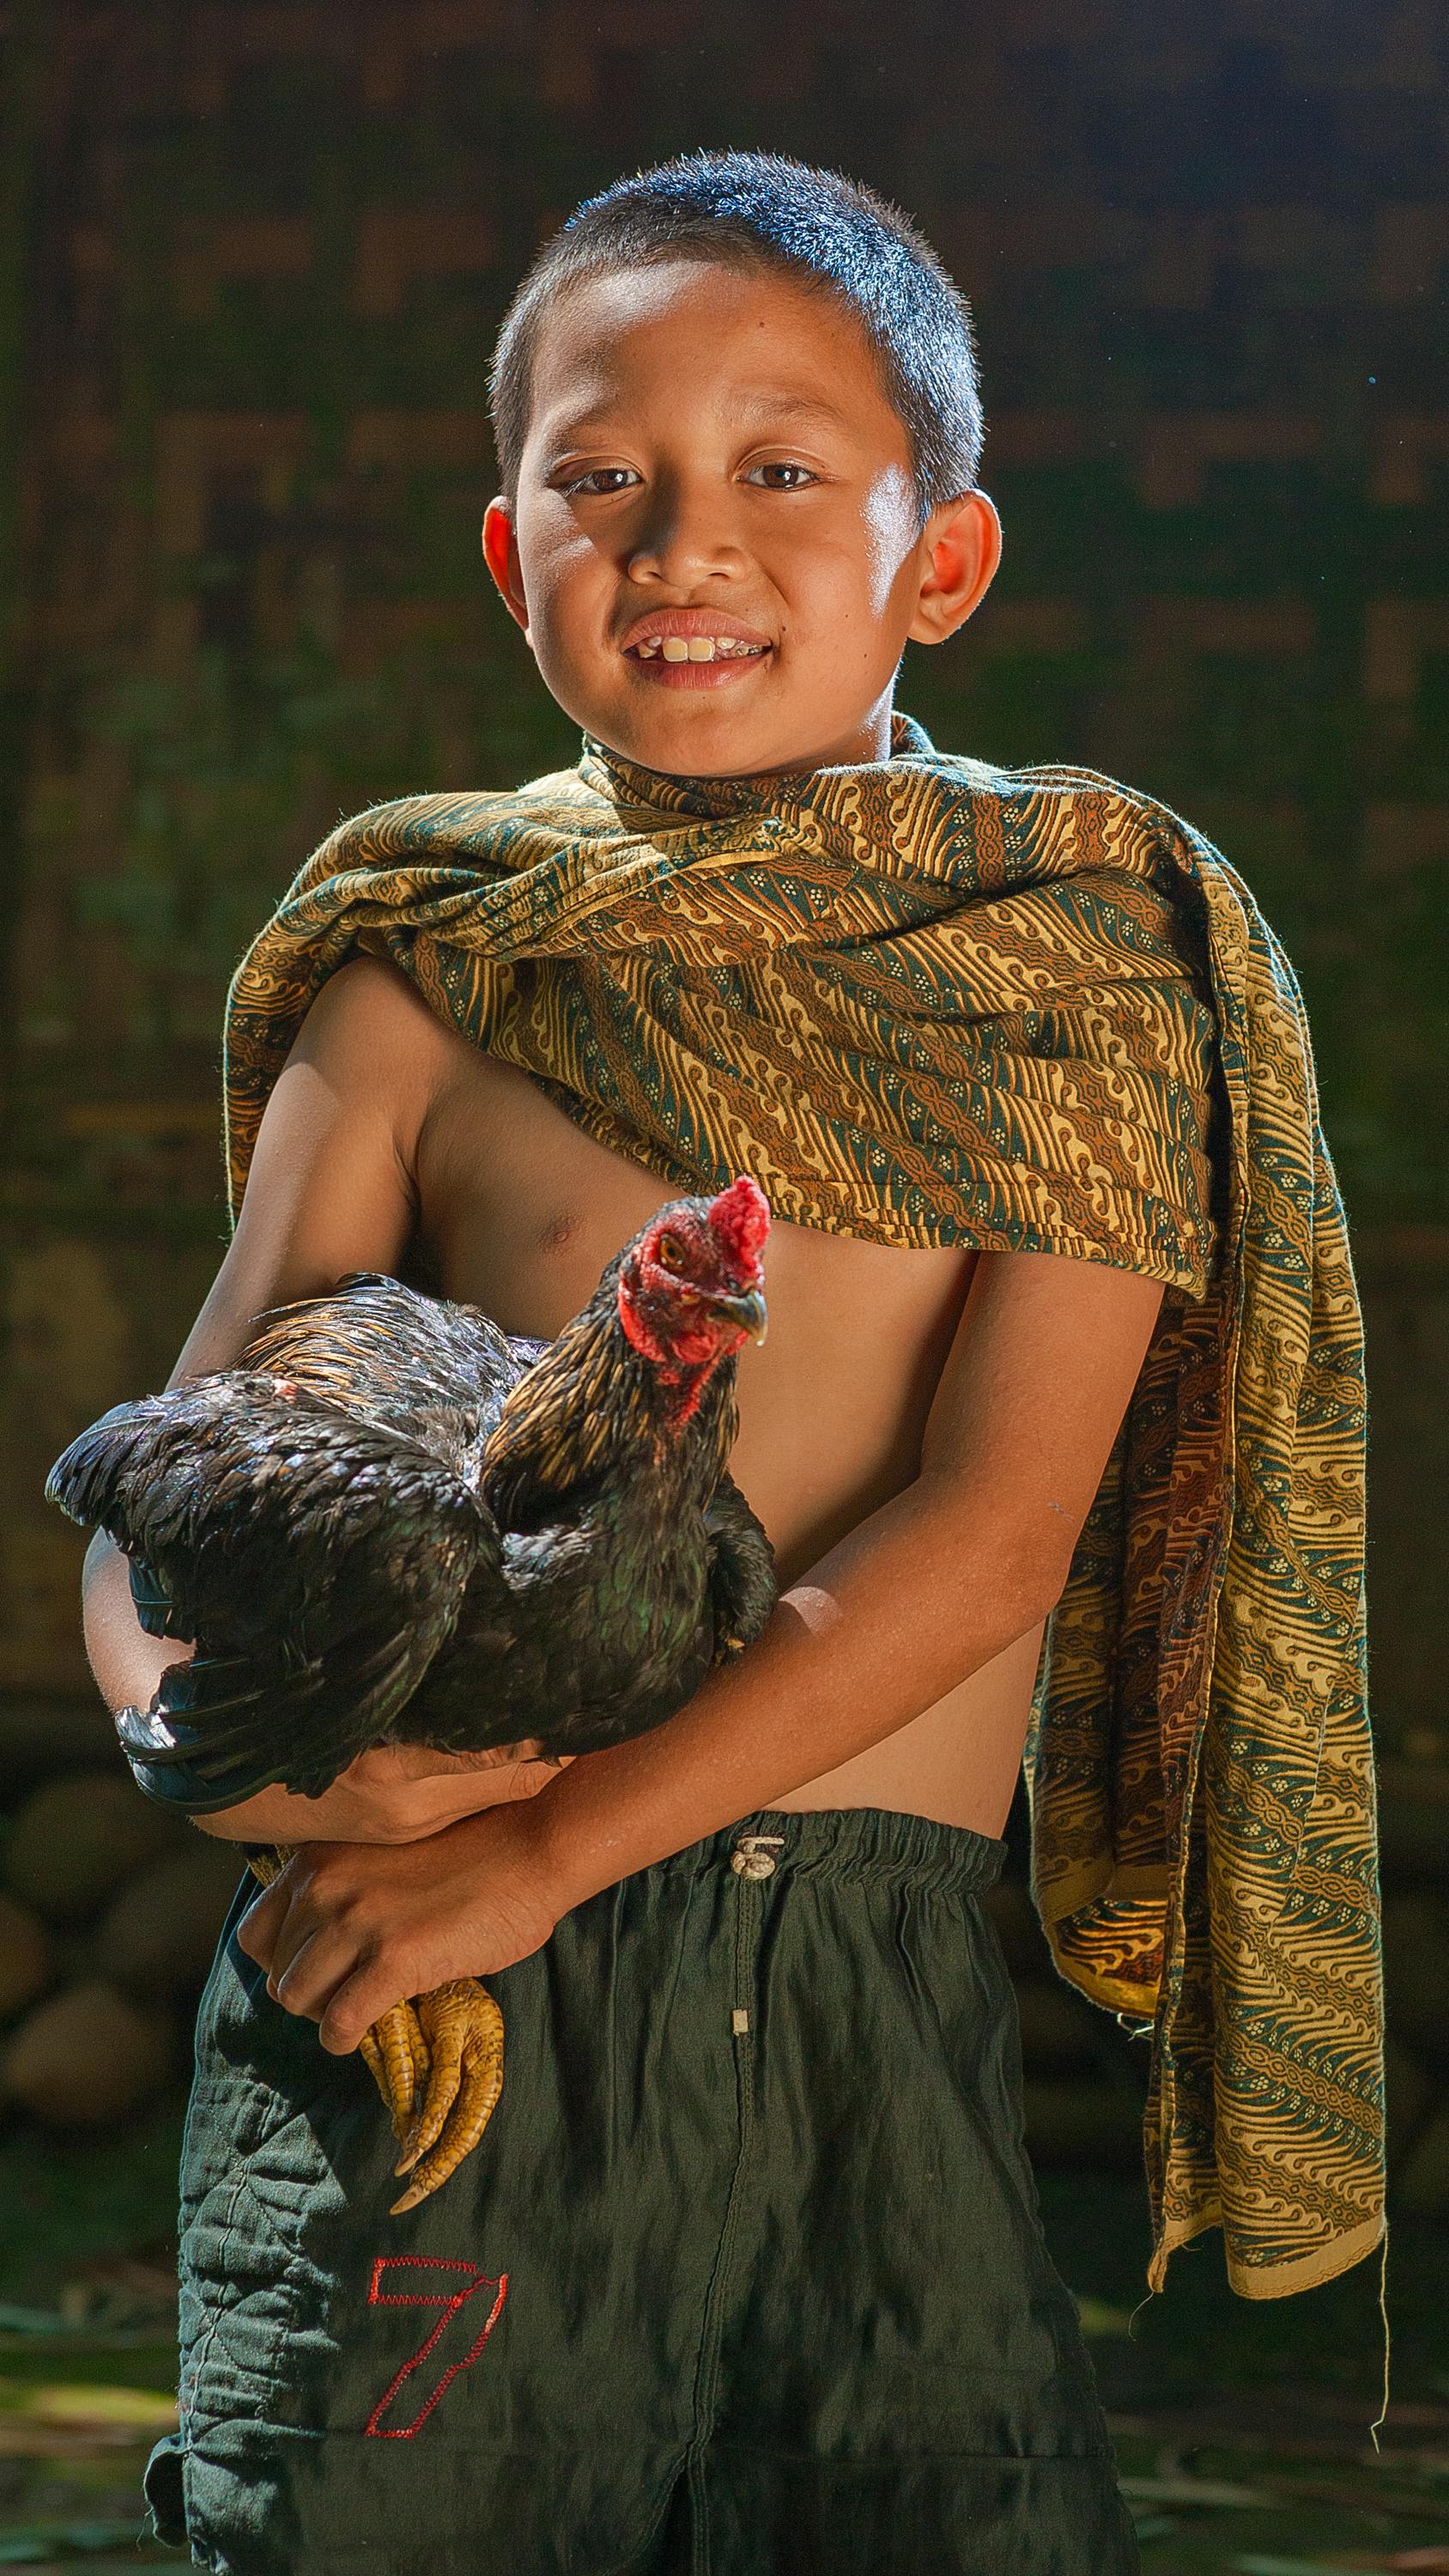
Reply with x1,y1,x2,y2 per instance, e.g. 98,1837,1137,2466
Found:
46,1177,776,2208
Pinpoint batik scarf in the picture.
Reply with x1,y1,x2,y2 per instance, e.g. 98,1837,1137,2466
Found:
223,708,1384,2300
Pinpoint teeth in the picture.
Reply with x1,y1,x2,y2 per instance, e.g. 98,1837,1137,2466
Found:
634,635,767,663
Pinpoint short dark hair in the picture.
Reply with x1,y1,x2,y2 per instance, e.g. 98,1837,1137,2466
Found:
487,149,984,532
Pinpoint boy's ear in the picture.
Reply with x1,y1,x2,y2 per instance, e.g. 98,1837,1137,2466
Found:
906,489,1003,648
482,498,530,638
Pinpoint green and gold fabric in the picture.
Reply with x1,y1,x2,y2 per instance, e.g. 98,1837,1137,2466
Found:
222,708,1383,2302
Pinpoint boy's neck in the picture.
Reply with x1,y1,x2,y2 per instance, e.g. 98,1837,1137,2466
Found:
766,694,896,775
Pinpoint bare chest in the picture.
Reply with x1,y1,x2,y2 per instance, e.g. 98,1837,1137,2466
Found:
411,1048,976,1583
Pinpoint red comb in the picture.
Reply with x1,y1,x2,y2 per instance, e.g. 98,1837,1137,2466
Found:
707,1175,770,1268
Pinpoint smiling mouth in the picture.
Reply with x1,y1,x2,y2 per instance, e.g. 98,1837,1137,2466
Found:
626,635,773,665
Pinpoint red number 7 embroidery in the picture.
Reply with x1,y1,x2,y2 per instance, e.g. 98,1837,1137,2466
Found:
364,2255,509,2439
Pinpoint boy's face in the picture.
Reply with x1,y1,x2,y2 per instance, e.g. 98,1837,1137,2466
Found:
482,260,1000,777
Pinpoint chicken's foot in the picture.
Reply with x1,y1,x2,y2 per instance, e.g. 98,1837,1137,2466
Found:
379,1978,505,2215
246,1849,505,2215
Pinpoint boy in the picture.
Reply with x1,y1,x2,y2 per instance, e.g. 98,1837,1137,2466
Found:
81,152,1381,2573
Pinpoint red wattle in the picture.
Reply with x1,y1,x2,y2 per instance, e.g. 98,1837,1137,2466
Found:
616,1277,734,1426
617,1277,665,1363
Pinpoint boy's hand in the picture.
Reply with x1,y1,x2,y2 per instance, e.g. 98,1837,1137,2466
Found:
235,1800,563,2056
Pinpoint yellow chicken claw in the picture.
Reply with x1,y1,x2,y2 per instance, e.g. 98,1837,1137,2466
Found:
246,1849,505,2215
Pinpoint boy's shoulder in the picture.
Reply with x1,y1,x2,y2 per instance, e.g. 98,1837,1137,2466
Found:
308,763,603,878
927,743,1201,838
287,945,456,1083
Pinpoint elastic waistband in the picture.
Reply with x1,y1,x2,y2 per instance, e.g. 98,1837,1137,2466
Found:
654,1804,1006,1897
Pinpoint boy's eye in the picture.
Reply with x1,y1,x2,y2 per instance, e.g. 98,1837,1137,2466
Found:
561,467,640,497
743,460,817,490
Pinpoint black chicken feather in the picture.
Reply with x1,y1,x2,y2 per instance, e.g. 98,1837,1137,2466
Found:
47,1375,498,1789
45,1192,778,1810
243,1273,546,1467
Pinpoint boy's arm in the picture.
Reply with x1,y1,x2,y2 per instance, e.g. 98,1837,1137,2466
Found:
80,954,447,1843
237,1248,1167,2050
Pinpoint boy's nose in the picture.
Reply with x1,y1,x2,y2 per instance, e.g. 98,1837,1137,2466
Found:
624,481,747,589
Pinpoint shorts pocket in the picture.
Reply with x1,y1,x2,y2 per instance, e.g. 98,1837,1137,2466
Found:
142,2428,187,2549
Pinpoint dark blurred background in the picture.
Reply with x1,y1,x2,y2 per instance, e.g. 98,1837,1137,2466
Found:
0,5,1446,2567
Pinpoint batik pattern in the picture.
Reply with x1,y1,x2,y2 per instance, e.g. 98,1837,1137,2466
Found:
222,710,1383,2300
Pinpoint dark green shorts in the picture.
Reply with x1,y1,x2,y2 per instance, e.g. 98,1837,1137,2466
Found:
146,1807,1139,2574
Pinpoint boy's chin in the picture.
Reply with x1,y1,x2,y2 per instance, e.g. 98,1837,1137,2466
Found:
579,697,808,782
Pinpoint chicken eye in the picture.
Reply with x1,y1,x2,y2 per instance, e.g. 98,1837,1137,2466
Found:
655,1233,687,1271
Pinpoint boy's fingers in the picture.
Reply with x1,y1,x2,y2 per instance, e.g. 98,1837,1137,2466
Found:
270,1926,360,2022
318,1961,409,2058
236,1880,288,1969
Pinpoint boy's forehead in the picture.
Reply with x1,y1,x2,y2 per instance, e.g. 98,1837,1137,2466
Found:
526,260,900,447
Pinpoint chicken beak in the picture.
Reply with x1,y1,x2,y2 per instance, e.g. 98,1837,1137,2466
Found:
707,1285,768,1345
